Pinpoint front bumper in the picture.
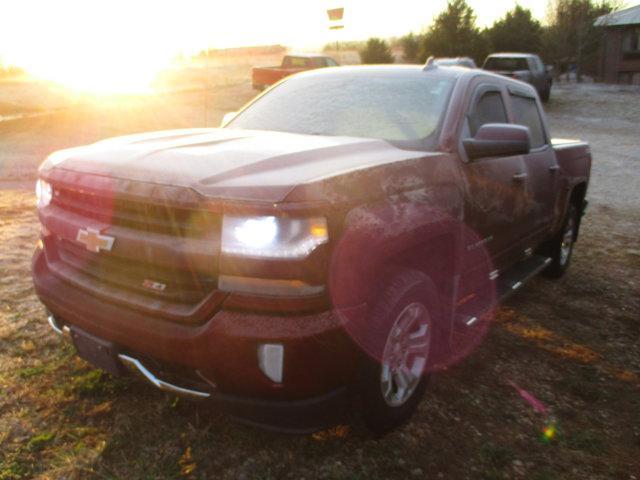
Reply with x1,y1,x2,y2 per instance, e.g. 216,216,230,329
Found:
48,314,349,433
33,247,361,432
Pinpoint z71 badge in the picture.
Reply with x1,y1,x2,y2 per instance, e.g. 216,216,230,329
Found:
142,279,167,292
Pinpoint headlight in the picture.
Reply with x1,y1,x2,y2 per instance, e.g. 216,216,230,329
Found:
221,215,328,259
35,179,53,208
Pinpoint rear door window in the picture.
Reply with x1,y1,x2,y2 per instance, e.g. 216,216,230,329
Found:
468,91,508,136
510,95,546,148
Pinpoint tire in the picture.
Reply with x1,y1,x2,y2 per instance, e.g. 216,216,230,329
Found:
543,204,577,278
541,83,551,102
358,267,443,434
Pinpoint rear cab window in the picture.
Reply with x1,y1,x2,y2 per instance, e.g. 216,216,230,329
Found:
283,56,311,68
483,57,529,72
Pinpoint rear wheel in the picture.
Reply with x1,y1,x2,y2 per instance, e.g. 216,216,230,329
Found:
543,204,577,278
541,83,551,102
359,268,442,434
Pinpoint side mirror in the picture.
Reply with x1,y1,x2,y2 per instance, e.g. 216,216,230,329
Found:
545,65,554,73
220,111,238,127
463,124,531,160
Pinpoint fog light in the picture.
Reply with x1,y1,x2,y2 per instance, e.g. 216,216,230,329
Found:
257,344,284,383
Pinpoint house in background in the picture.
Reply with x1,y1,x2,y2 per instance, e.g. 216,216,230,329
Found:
595,4,640,84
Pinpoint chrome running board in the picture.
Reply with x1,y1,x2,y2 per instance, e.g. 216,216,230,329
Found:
455,255,553,329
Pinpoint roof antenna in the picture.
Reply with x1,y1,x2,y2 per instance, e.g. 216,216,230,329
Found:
423,56,437,71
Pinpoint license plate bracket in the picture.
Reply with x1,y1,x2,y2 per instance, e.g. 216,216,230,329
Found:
71,327,123,376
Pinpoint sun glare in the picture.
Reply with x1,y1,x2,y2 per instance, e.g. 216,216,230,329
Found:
22,50,170,95
2,1,180,95
1,0,550,95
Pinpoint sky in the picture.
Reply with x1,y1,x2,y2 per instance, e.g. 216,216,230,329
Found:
0,0,548,66
0,0,634,90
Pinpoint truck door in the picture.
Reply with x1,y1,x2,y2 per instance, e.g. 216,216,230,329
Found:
507,87,558,241
527,57,544,93
458,83,532,271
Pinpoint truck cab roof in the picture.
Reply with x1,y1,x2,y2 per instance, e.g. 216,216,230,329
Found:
284,53,332,58
485,53,541,59
293,64,538,95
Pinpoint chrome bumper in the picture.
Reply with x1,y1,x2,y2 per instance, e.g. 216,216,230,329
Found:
117,354,210,399
47,313,211,400
48,314,71,337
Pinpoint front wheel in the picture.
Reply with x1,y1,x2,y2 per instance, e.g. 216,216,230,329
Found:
358,268,442,434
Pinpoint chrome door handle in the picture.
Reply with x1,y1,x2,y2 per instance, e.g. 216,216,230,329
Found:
548,165,560,172
512,172,528,182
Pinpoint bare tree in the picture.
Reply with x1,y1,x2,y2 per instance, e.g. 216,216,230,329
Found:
544,0,620,82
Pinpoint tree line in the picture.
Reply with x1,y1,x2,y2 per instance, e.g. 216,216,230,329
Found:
0,65,24,80
356,0,619,80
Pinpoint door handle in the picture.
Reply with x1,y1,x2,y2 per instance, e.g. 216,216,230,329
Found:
548,165,560,172
512,172,528,182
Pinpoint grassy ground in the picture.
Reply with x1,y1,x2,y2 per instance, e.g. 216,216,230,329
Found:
0,83,639,479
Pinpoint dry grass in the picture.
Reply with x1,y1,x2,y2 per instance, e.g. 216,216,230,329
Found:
0,83,639,479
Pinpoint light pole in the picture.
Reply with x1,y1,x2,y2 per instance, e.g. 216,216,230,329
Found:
327,7,344,59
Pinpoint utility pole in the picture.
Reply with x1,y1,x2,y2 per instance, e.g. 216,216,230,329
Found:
204,48,210,126
327,7,344,60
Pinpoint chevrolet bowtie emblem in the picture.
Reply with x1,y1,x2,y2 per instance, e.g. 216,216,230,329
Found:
76,227,115,253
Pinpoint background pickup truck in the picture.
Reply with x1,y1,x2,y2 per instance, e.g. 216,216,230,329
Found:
251,53,338,90
483,53,553,101
33,64,591,434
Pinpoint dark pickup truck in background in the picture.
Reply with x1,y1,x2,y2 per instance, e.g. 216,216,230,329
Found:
251,53,338,90
33,64,591,433
483,53,553,101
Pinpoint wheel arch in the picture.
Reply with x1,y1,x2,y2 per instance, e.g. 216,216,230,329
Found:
331,223,459,334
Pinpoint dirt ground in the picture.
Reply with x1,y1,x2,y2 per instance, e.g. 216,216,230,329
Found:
0,81,639,479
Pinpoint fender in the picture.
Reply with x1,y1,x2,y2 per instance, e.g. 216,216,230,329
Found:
552,140,591,239
329,190,463,310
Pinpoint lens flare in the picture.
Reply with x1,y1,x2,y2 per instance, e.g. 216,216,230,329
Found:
541,419,558,444
330,204,496,372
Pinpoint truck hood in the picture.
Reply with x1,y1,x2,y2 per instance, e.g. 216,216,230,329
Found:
43,128,429,203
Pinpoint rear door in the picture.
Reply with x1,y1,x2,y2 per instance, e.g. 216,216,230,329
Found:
527,56,545,92
458,81,532,271
506,86,559,241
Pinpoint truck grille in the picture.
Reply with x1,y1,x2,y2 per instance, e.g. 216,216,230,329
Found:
44,184,223,320
54,238,216,304
52,187,216,236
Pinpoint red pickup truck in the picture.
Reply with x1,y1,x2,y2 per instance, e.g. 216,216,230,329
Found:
33,64,591,434
251,54,338,90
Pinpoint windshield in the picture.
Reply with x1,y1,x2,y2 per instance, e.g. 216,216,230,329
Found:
484,57,529,71
227,73,455,143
